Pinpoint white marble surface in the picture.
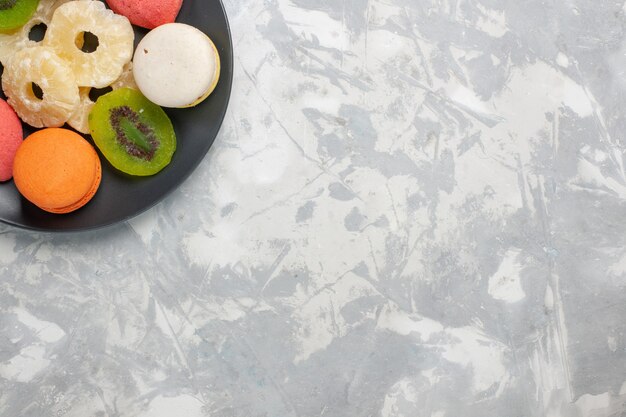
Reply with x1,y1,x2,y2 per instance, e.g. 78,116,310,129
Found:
2,0,626,416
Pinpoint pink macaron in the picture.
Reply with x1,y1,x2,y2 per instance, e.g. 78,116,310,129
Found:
0,98,23,182
105,0,183,29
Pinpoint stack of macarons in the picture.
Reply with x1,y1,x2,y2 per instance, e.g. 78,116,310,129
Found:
0,0,222,215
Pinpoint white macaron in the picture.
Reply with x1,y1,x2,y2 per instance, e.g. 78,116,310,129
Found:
133,23,220,108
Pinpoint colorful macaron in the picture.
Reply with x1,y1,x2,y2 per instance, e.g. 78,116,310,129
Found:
0,0,40,33
133,23,220,108
0,98,23,182
13,128,102,214
105,0,182,29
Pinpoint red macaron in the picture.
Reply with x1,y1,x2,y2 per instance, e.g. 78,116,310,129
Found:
105,0,183,29
0,98,23,182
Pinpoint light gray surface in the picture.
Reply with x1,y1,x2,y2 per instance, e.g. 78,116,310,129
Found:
1,0,626,416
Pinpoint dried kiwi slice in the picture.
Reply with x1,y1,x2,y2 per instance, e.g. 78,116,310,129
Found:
0,0,39,32
88,88,176,176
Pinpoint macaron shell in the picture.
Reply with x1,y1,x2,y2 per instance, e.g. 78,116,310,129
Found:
182,38,221,108
0,99,23,182
105,0,182,29
13,128,101,214
42,160,101,214
133,23,220,108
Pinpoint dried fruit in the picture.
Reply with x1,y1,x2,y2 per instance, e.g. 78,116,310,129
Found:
0,0,39,32
68,62,137,133
0,0,69,65
2,45,79,127
89,88,176,176
44,0,134,88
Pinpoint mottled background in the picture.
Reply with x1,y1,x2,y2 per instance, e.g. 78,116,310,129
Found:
1,0,626,416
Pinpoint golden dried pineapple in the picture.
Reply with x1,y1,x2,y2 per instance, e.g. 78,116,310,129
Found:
44,0,134,88
0,0,71,65
2,45,79,128
68,62,137,133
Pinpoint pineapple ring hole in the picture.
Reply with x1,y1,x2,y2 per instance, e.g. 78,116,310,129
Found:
88,86,113,103
75,31,99,53
28,23,47,42
30,83,44,101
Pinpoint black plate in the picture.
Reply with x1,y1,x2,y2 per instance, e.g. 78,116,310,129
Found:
0,0,233,232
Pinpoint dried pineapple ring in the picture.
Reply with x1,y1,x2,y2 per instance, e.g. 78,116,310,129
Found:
44,0,134,88
2,45,79,128
68,63,137,134
0,0,71,65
